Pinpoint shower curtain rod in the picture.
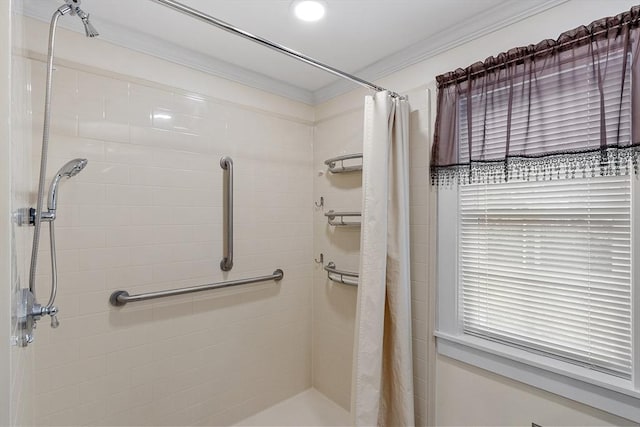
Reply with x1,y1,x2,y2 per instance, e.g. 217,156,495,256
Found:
150,0,404,99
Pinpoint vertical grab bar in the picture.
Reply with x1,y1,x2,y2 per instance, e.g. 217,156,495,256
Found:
220,156,233,271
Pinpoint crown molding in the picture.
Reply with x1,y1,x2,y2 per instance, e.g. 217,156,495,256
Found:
21,0,567,106
311,0,569,104
20,2,315,105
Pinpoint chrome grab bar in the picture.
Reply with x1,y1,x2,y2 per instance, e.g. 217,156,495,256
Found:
324,262,358,286
324,210,362,226
109,269,284,306
324,153,363,173
220,156,233,271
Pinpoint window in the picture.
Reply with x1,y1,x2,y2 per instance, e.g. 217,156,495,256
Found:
436,173,639,422
432,8,640,421
459,176,632,379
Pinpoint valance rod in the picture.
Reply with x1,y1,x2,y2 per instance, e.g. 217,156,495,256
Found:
439,16,639,88
150,0,404,99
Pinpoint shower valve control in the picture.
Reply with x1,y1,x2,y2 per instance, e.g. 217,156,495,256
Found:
14,289,60,347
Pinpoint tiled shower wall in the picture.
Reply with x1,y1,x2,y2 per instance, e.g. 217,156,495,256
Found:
27,55,314,425
312,87,431,425
312,108,362,409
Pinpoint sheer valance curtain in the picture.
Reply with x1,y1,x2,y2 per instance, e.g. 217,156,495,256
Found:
431,6,640,185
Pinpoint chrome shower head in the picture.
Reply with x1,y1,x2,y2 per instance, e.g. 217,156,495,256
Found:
77,9,99,38
59,158,88,178
47,158,88,211
63,0,99,38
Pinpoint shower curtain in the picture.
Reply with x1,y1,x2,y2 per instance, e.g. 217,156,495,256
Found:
351,91,414,427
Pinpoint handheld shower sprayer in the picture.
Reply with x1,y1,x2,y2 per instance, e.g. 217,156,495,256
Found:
48,158,88,212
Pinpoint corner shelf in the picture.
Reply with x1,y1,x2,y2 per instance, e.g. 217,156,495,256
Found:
324,262,358,286
324,153,363,173
324,210,361,227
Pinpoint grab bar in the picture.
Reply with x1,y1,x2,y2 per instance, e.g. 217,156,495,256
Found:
324,153,363,173
220,156,233,271
324,262,358,286
109,269,284,306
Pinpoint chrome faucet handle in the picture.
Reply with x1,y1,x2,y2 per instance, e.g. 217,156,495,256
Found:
34,304,60,328
48,306,60,328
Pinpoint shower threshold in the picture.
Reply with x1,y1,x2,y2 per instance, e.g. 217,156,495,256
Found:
235,388,349,426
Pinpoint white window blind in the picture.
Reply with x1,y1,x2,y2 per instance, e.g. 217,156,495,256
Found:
459,175,632,379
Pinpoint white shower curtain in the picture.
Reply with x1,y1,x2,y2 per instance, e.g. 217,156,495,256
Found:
351,91,414,427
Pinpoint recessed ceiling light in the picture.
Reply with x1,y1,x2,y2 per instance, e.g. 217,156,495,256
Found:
292,0,326,22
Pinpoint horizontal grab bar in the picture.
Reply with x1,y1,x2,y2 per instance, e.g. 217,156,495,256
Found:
109,269,284,306
324,262,358,286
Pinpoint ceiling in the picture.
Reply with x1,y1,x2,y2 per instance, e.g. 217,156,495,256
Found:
22,0,566,104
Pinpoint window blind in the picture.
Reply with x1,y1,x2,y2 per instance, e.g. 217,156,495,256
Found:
459,175,632,378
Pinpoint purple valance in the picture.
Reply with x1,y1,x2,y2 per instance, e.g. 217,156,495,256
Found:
431,6,640,185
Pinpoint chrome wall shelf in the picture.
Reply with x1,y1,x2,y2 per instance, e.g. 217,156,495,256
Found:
324,262,358,286
325,210,361,227
324,153,363,173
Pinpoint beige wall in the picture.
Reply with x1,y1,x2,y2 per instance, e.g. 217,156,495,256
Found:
436,356,635,426
0,0,12,423
315,1,638,425
23,16,314,426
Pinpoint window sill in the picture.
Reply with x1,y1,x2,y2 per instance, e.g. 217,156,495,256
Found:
435,331,640,423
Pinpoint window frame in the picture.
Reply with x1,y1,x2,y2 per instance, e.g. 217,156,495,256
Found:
434,177,640,422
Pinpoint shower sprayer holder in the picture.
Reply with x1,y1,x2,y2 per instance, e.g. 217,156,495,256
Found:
28,207,55,226
13,208,55,227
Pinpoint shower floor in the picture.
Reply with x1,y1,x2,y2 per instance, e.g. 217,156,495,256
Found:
235,388,350,426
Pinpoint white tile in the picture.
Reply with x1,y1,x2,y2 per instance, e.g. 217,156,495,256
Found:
53,227,106,250
105,184,153,206
78,247,131,270
105,265,153,289
105,142,153,166
75,161,130,185
105,226,155,247
79,120,130,144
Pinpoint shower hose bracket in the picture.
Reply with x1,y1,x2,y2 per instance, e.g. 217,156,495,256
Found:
15,207,56,226
13,208,53,227
28,207,56,225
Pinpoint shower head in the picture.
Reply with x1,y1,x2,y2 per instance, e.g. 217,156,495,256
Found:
63,0,99,38
76,9,99,38
61,158,88,178
47,158,88,211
